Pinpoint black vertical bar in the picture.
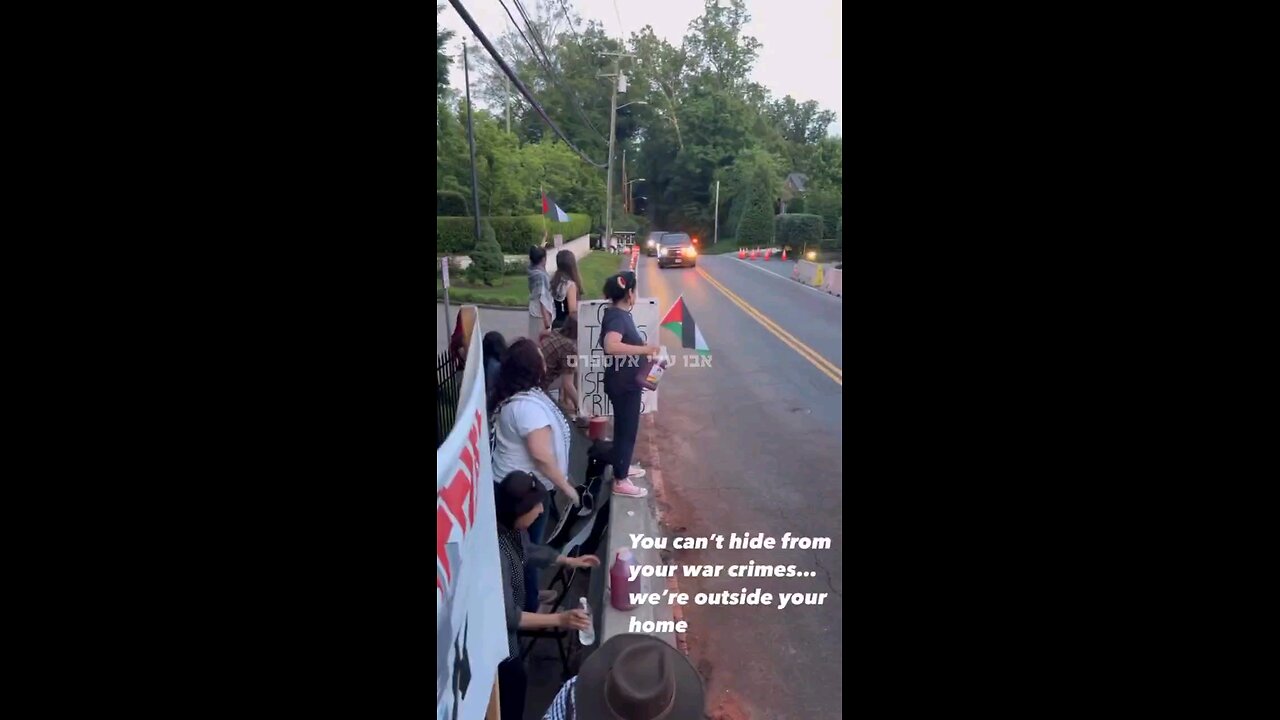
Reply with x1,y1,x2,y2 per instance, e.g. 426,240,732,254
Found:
464,42,483,243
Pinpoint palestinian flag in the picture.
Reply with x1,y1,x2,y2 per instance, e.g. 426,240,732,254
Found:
660,294,710,355
541,191,570,222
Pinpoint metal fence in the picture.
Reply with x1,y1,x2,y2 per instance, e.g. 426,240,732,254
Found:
436,351,463,449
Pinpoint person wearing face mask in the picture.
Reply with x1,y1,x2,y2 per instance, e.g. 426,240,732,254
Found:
599,272,661,498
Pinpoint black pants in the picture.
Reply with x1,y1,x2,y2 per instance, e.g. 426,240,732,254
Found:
608,387,642,479
497,657,527,720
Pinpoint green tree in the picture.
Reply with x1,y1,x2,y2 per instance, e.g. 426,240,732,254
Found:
467,222,503,286
437,5,453,100
805,187,842,240
737,196,774,247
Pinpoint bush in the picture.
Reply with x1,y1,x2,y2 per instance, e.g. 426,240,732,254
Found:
819,238,839,251
466,223,504,286
737,197,775,247
775,214,824,251
436,213,590,254
503,259,527,275
805,189,842,241
437,191,469,217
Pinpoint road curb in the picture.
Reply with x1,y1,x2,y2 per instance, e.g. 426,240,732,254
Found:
643,416,691,657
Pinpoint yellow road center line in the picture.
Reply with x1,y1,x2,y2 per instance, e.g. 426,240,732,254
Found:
696,266,842,387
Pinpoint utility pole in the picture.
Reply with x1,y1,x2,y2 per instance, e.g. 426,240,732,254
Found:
464,41,482,245
600,52,635,253
714,180,720,245
622,149,627,214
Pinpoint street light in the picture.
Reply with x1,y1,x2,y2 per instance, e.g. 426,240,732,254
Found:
618,101,648,111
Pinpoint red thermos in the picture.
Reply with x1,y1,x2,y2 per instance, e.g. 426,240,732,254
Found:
609,549,640,611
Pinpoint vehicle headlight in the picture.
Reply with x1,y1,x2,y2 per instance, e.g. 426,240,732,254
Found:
647,239,655,247
686,248,697,257
659,248,668,256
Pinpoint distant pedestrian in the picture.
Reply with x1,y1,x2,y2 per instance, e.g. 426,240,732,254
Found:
551,250,584,330
528,245,555,340
599,272,660,498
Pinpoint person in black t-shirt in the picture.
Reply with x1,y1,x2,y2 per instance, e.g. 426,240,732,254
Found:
599,272,661,498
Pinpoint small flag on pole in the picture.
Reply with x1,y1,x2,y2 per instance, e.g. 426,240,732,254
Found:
541,190,570,223
660,294,710,355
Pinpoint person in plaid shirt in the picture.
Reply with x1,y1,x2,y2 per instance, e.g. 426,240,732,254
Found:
539,321,578,416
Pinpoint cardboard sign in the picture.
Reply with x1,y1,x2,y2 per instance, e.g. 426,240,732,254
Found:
577,298,659,416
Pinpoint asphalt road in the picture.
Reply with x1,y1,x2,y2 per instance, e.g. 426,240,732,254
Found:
635,253,843,720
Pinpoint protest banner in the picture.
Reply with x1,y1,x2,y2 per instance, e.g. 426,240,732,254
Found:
437,307,507,720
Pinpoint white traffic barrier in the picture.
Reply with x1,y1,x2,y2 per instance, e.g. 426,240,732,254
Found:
793,260,819,285
823,268,842,297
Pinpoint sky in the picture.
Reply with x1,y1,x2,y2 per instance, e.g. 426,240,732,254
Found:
439,0,842,136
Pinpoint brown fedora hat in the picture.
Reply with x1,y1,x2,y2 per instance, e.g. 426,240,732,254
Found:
575,634,705,719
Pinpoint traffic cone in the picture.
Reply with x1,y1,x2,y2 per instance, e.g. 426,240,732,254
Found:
738,248,745,259
765,248,772,260
781,247,788,261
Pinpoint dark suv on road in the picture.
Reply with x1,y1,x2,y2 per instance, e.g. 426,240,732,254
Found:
656,233,698,269
645,231,666,257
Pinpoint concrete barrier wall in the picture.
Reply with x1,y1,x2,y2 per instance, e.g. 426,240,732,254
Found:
447,234,590,270
823,268,842,297
793,259,820,285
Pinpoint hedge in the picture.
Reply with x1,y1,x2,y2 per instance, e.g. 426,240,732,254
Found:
437,191,469,217
737,198,775,247
775,214,824,250
437,213,591,254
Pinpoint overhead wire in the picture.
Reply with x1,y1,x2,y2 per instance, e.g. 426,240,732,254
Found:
447,0,606,168
509,0,607,142
556,0,581,44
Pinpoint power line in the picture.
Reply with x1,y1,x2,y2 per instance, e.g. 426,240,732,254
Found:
507,0,607,143
556,0,581,44
613,0,625,39
447,0,606,168
497,0,541,71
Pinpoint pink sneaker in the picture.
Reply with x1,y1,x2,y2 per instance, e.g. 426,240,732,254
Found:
613,479,649,498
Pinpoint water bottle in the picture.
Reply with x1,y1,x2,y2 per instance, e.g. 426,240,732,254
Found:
637,349,669,391
577,596,595,646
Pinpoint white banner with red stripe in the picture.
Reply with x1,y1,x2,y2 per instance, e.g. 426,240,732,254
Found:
437,308,506,720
